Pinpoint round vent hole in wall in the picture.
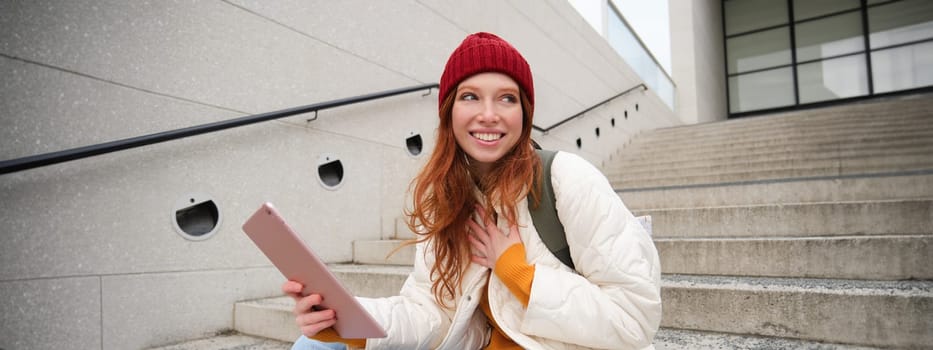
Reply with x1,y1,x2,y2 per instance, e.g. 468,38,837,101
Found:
406,132,423,156
317,154,344,190
173,193,222,241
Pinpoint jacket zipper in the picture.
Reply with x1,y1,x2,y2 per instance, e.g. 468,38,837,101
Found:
434,265,489,349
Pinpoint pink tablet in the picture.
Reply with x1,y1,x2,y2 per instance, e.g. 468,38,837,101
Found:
242,202,387,339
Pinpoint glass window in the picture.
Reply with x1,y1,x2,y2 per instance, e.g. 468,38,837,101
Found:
606,7,675,110
608,12,652,78
798,54,869,103
869,0,933,49
794,0,860,21
725,0,789,35
729,67,796,113
796,12,865,62
728,27,792,74
872,41,933,93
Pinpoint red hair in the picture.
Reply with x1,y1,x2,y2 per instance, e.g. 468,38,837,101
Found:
404,89,541,307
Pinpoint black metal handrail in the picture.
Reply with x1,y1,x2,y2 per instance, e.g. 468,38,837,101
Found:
1,82,648,175
0,83,438,175
533,83,647,134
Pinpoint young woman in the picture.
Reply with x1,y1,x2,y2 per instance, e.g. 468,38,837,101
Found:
284,32,661,350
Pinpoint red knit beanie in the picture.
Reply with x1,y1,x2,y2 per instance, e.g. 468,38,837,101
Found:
438,32,534,111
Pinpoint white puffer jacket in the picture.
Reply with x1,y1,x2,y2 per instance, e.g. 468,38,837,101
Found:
357,152,662,349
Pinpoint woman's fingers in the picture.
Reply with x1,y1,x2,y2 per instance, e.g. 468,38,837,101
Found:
296,308,337,337
467,218,488,240
470,205,524,268
468,232,485,253
296,308,336,325
473,205,507,237
293,293,324,315
282,280,304,301
282,280,302,293
299,320,337,338
468,214,498,268
474,204,488,225
299,315,338,337
475,205,503,236
470,254,488,267
506,225,521,243
290,293,337,338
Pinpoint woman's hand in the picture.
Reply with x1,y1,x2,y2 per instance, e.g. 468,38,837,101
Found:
468,204,522,268
282,280,337,338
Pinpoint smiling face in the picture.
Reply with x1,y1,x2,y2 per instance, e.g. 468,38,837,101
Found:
451,72,524,177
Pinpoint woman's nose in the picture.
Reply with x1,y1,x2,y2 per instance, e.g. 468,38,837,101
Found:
478,100,499,122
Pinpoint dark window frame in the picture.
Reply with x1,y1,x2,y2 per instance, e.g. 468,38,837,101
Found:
722,0,932,118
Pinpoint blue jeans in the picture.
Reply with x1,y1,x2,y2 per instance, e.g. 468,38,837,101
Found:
291,335,347,350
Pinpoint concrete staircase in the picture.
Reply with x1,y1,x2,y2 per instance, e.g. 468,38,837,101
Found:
620,94,933,349
152,94,933,349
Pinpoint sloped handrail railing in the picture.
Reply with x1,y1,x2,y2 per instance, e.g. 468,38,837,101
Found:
1,82,648,175
533,83,647,134
0,83,438,175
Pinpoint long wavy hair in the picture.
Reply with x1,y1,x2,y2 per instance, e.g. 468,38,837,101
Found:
404,87,541,308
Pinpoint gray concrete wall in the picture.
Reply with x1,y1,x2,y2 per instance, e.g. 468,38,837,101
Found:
0,1,679,348
670,0,727,124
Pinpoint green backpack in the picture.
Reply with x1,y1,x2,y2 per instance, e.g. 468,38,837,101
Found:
528,149,574,270
526,149,652,271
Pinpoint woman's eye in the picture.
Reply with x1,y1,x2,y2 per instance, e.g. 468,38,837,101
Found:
500,94,518,103
460,93,477,101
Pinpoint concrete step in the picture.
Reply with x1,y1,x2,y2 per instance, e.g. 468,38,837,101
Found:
146,333,291,350
328,264,412,298
610,152,933,184
661,274,933,349
392,216,417,240
612,164,933,189
233,271,933,349
617,172,933,209
649,103,933,139
146,325,882,349
654,328,881,350
235,297,299,343
607,144,933,175
616,140,933,172
645,95,933,140
629,121,933,154
635,199,933,238
639,111,933,147
353,239,413,265
644,118,932,151
610,140,933,173
656,234,933,280
226,296,884,349
648,111,932,139
616,132,933,165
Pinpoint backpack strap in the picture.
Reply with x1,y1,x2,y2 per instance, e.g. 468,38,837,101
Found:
529,149,574,270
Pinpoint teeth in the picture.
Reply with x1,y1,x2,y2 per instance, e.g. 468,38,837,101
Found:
473,133,502,141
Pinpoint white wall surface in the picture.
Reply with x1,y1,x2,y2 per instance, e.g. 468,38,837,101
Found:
670,0,727,123
0,0,679,348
